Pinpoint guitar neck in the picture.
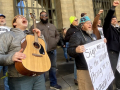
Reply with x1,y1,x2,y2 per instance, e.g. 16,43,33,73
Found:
33,19,38,42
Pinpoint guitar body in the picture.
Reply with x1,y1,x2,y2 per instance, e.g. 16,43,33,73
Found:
15,35,51,76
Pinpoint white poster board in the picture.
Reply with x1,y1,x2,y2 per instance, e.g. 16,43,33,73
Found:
83,39,114,90
117,53,120,73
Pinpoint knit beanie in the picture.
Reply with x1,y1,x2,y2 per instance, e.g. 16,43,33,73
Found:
79,16,91,24
69,16,77,24
79,16,91,28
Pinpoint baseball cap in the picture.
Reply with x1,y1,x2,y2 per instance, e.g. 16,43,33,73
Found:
0,14,6,18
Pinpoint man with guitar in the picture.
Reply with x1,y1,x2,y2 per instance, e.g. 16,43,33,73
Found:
30,11,61,90
0,15,46,90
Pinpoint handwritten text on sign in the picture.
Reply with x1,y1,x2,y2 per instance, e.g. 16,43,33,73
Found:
83,39,114,90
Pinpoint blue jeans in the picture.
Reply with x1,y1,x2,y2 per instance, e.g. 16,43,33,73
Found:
74,61,77,80
62,47,68,59
0,66,9,90
8,74,46,90
65,42,69,48
62,42,71,59
47,50,57,86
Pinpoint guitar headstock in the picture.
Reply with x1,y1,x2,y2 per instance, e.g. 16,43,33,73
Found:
30,13,35,19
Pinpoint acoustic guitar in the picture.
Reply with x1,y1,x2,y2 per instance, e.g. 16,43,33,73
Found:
15,13,51,76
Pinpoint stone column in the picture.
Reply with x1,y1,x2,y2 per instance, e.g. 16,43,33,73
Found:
60,0,74,29
60,0,94,29
55,0,63,30
0,0,14,27
115,0,120,21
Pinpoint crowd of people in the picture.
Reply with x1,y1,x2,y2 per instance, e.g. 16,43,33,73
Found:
0,0,120,90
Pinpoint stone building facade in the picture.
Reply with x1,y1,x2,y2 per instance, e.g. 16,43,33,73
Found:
0,0,120,30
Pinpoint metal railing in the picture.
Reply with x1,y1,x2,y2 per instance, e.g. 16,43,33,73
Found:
13,0,58,29
92,0,114,25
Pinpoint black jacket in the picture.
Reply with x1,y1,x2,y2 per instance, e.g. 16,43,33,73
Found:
65,24,79,42
68,30,96,70
59,33,66,47
103,6,120,52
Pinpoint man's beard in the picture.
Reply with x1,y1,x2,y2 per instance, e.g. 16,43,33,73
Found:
86,30,93,35
40,18,48,24
0,23,6,26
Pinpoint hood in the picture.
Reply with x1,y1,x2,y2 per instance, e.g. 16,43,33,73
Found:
10,28,26,35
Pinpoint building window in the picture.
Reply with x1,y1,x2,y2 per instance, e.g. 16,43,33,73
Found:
17,1,25,15
92,0,114,25
13,0,58,29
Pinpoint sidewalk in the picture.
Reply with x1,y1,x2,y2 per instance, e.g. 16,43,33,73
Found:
0,47,78,90
46,74,78,90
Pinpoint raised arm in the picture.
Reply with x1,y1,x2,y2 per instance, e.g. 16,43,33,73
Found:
103,1,119,37
92,10,103,39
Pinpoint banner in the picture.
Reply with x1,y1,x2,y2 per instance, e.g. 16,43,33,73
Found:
83,39,114,90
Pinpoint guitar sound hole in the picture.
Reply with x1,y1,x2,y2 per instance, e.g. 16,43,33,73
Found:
33,42,40,49
39,45,45,55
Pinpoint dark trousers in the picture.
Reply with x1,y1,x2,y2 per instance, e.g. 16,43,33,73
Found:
107,50,119,90
47,50,57,86
115,70,120,89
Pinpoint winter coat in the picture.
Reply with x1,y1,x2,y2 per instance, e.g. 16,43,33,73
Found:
29,22,60,52
68,30,96,70
103,6,120,52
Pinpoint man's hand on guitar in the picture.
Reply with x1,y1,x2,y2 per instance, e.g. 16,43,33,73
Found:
33,28,41,37
12,49,26,62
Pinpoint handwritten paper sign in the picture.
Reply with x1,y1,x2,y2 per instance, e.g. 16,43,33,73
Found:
83,39,114,90
117,54,120,73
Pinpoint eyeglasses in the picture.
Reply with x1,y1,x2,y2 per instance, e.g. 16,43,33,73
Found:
74,19,78,22
15,16,26,19
40,14,48,17
12,15,26,25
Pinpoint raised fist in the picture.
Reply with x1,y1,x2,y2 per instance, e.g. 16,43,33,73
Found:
98,9,104,14
113,1,119,6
